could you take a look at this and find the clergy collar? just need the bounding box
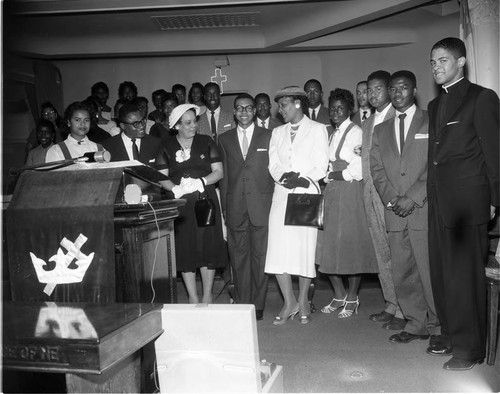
[442,77,465,93]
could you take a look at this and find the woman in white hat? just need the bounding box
[160,104,228,303]
[264,86,329,325]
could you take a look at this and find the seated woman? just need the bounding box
[45,101,105,162]
[150,93,179,145]
[25,119,55,166]
[159,104,228,304]
[316,88,377,318]
[188,82,206,115]
[91,81,112,120]
[85,95,118,136]
[25,102,65,155]
[148,89,168,123]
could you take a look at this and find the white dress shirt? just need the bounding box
[237,123,254,158]
[328,118,363,181]
[394,104,416,153]
[121,132,142,160]
[309,105,322,120]
[46,135,100,162]
[373,103,393,128]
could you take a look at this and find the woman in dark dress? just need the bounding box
[160,104,227,303]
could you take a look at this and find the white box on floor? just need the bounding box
[155,304,283,393]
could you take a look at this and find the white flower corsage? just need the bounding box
[354,145,362,157]
[175,148,191,163]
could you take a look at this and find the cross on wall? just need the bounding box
[211,68,228,93]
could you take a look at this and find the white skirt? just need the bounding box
[264,183,319,278]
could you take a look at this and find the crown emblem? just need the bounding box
[30,234,95,296]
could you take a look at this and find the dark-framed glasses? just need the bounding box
[122,117,147,128]
[235,105,255,113]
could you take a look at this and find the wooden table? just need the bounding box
[3,302,163,393]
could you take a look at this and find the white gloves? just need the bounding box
[172,177,205,198]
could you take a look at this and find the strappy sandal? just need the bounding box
[321,296,347,314]
[338,298,359,319]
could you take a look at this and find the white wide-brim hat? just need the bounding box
[169,104,201,129]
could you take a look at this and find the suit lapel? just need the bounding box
[401,108,423,157]
[385,119,400,159]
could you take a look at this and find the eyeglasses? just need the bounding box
[235,105,254,113]
[121,117,147,128]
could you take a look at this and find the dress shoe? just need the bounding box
[369,311,394,322]
[389,331,429,343]
[255,309,264,321]
[426,336,452,356]
[426,343,453,356]
[273,304,299,326]
[443,357,483,371]
[382,317,406,330]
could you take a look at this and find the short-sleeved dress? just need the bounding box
[163,134,228,272]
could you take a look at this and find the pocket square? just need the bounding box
[446,121,460,125]
[149,159,155,162]
[415,134,428,139]
[223,124,232,128]
[257,148,268,152]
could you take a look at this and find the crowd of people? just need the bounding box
[24,37,499,371]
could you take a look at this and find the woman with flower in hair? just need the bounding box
[159,104,227,303]
[316,88,377,318]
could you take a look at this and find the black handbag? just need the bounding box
[284,178,324,229]
[194,178,216,227]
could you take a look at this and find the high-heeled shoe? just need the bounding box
[299,314,311,324]
[273,304,300,325]
[321,296,346,314]
[338,297,359,319]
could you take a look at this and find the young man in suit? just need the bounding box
[218,93,274,321]
[304,79,333,136]
[197,82,235,142]
[362,70,405,330]
[370,70,440,348]
[427,37,499,370]
[351,81,373,127]
[101,103,164,167]
[254,93,283,131]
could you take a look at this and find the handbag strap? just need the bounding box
[292,176,320,194]
[198,177,208,199]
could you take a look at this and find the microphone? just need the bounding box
[81,151,111,163]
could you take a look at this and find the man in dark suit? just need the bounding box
[101,103,164,167]
[218,93,274,321]
[371,70,439,347]
[254,93,283,131]
[427,37,499,370]
[304,79,333,136]
[351,80,373,127]
[362,70,404,331]
[197,82,235,141]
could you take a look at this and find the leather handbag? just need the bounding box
[284,178,324,229]
[194,178,216,227]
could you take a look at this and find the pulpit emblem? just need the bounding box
[30,234,95,296]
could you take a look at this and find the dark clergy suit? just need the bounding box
[427,78,499,360]
[101,133,164,166]
[361,105,402,317]
[197,107,236,141]
[371,107,439,336]
[218,125,274,310]
[254,116,282,131]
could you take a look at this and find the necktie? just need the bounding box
[261,120,266,129]
[241,129,249,158]
[131,138,140,160]
[210,111,217,139]
[362,111,368,121]
[399,113,407,154]
[311,109,316,121]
